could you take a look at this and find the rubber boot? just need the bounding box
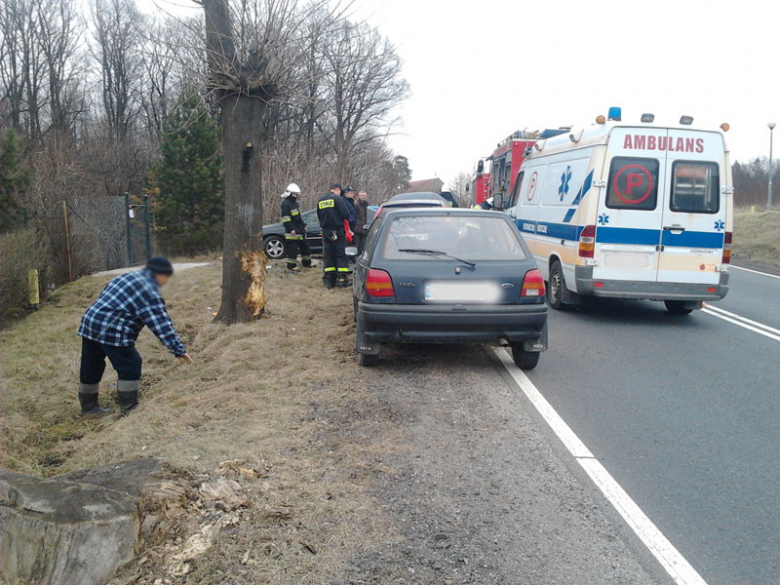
[117,379,140,416]
[337,276,351,288]
[302,257,312,268]
[79,383,114,416]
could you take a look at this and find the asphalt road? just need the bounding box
[525,264,780,585]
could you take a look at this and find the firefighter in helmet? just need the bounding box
[281,183,312,272]
[317,183,351,288]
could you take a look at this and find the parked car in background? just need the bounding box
[263,209,322,259]
[351,208,548,368]
[371,192,448,223]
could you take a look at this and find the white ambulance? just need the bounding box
[496,109,732,314]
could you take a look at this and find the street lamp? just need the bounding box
[769,122,776,209]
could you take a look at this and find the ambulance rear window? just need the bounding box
[670,162,720,214]
[606,157,659,211]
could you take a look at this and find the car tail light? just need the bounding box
[722,231,732,264]
[366,268,395,298]
[579,225,596,258]
[521,269,545,298]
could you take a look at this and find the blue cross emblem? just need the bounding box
[598,213,610,225]
[558,166,572,202]
[714,220,725,231]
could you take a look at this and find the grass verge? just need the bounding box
[733,207,780,270]
[0,262,402,584]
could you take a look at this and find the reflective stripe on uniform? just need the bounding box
[284,234,303,240]
[324,267,336,272]
[319,199,335,209]
[281,216,291,222]
[337,267,350,272]
[291,209,300,216]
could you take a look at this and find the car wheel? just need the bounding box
[358,352,378,367]
[664,300,693,315]
[511,344,540,370]
[264,236,286,260]
[547,260,570,311]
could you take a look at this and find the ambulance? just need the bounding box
[496,108,732,314]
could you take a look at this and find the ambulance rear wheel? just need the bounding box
[664,300,693,315]
[547,261,570,311]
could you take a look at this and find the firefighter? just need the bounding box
[317,183,351,288]
[77,257,192,417]
[440,191,459,208]
[280,183,311,272]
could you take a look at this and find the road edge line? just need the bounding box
[730,265,780,280]
[701,308,780,342]
[493,347,708,585]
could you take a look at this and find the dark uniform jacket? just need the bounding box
[281,195,305,237]
[318,192,351,231]
[355,199,369,234]
[342,195,358,229]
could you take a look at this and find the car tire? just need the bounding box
[664,300,693,315]
[511,344,540,370]
[358,352,378,367]
[547,260,571,311]
[264,235,286,260]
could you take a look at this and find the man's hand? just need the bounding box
[289,230,296,235]
[177,353,193,365]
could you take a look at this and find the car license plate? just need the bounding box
[424,281,500,303]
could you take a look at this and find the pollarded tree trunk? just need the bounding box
[215,94,268,324]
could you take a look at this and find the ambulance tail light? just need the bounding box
[579,225,597,258]
[366,268,395,298]
[521,269,545,299]
[722,231,732,264]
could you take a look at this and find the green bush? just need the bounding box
[0,229,49,317]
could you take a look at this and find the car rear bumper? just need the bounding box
[356,302,547,354]
[574,266,730,300]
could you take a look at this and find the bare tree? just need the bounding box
[201,0,318,324]
[92,0,145,143]
[320,19,409,181]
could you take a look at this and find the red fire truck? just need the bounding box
[473,128,569,205]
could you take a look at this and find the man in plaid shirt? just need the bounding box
[77,257,192,416]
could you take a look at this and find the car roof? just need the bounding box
[381,207,505,219]
[387,191,445,202]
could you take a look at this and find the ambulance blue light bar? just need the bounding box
[608,107,622,121]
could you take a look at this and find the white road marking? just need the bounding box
[702,304,780,343]
[494,347,709,585]
[730,264,780,280]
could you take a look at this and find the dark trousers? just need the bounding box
[285,236,311,269]
[322,229,348,284]
[79,337,142,393]
[354,232,367,255]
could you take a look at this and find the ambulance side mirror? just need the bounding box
[493,192,505,210]
[477,160,484,174]
[345,246,359,257]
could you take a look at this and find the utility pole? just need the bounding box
[124,191,132,265]
[769,122,776,210]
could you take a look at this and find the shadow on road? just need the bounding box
[565,298,705,328]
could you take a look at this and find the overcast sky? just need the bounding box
[140,0,780,186]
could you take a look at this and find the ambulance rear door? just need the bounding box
[657,130,726,285]
[593,127,667,283]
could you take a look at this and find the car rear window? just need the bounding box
[671,161,720,213]
[382,215,526,261]
[606,157,659,211]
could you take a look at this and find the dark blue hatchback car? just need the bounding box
[351,208,548,368]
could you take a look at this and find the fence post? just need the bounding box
[143,193,152,261]
[124,192,132,266]
[62,200,73,281]
[28,269,40,306]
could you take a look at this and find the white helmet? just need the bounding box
[282,182,301,198]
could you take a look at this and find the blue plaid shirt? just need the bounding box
[78,269,186,356]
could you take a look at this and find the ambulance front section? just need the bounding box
[576,125,731,303]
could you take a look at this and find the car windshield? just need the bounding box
[382,215,526,261]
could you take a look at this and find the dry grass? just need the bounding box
[733,208,780,269]
[0,261,403,584]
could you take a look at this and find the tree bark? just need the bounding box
[214,94,267,324]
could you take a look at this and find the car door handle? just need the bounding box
[663,226,686,232]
